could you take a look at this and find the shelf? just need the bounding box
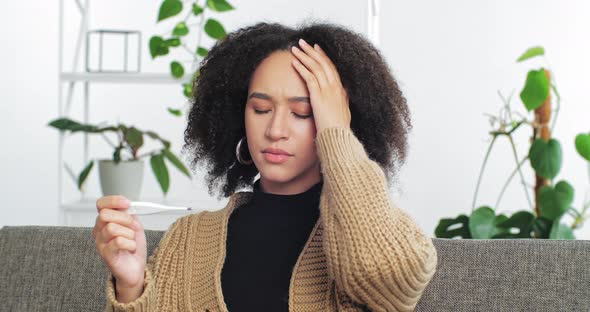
[60,72,190,84]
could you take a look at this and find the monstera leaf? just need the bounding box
[435,214,471,239]
[532,216,553,239]
[469,206,510,239]
[494,210,535,238]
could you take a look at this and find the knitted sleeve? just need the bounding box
[315,127,438,312]
[103,214,193,311]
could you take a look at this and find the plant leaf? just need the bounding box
[494,210,535,238]
[539,180,574,221]
[532,216,553,238]
[48,118,81,130]
[182,83,192,98]
[520,69,550,111]
[164,38,181,47]
[529,138,562,179]
[48,118,99,133]
[125,127,144,152]
[170,61,184,78]
[469,206,508,239]
[113,146,122,163]
[144,131,171,149]
[206,0,234,12]
[149,36,169,58]
[78,160,94,191]
[549,217,575,239]
[204,18,226,40]
[434,214,471,238]
[144,131,161,141]
[150,153,170,195]
[192,3,204,15]
[158,0,183,22]
[516,46,545,62]
[575,133,590,161]
[163,149,192,178]
[172,22,189,36]
[196,46,209,57]
[167,107,182,116]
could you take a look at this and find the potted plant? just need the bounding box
[48,117,192,200]
[435,46,590,240]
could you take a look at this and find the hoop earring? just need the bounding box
[235,136,253,165]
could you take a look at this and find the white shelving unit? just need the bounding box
[57,0,195,230]
[60,72,181,84]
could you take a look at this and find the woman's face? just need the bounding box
[244,50,321,194]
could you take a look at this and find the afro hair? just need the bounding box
[182,20,412,199]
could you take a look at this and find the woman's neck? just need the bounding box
[258,169,322,195]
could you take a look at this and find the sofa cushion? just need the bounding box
[416,238,590,311]
[0,226,163,311]
[1,226,590,311]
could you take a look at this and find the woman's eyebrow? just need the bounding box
[248,92,310,104]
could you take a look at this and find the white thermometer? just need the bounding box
[128,201,193,215]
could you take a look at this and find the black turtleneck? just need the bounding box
[221,178,323,311]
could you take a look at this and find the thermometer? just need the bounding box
[128,201,193,215]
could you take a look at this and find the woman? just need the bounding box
[93,21,438,312]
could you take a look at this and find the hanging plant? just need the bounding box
[149,0,235,116]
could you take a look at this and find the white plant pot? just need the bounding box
[98,159,144,200]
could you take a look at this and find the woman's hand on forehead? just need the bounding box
[290,38,351,133]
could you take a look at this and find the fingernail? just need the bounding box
[299,38,307,46]
[314,44,320,51]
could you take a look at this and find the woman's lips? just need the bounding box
[262,152,291,164]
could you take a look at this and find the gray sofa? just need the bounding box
[1,225,589,311]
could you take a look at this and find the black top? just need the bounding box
[221,178,323,311]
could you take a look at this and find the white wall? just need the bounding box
[1,0,589,238]
[381,0,590,239]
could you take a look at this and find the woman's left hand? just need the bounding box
[291,38,351,134]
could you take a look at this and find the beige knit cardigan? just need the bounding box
[104,127,438,312]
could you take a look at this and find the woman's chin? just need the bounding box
[257,168,293,183]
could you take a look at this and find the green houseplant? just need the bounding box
[46,1,233,199]
[435,46,590,240]
[48,117,192,198]
[149,0,234,117]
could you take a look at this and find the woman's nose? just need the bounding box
[266,110,289,140]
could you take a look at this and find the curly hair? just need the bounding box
[182,20,413,200]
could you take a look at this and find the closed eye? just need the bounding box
[254,109,312,119]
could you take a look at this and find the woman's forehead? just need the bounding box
[249,51,308,93]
